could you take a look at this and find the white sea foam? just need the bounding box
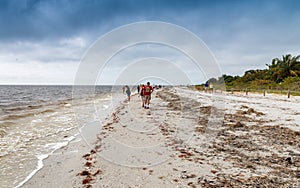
[15,135,77,188]
[31,119,42,123]
[98,96,112,101]
[15,154,48,188]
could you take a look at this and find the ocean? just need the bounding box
[0,85,126,188]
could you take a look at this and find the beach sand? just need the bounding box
[23,87,300,187]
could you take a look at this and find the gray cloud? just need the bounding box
[1,0,300,84]
[0,0,203,41]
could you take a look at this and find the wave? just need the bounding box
[15,154,49,188]
[1,104,53,118]
[0,109,56,121]
[0,128,6,141]
[15,135,77,188]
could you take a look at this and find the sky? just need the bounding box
[0,0,300,85]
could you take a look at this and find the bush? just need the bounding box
[281,77,300,90]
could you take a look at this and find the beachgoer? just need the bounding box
[137,84,140,94]
[123,85,131,101]
[209,83,214,93]
[204,82,209,92]
[143,82,153,109]
[140,84,145,107]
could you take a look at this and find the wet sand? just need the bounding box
[23,87,300,187]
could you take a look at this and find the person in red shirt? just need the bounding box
[140,84,145,107]
[143,82,153,109]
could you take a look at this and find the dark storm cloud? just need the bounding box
[0,0,209,41]
[1,0,300,84]
[1,0,300,42]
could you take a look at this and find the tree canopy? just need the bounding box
[205,54,300,90]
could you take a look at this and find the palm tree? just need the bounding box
[290,55,300,75]
[267,54,300,82]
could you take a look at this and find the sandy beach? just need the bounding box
[23,87,300,188]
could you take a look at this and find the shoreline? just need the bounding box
[21,93,126,187]
[16,134,77,188]
[22,87,300,187]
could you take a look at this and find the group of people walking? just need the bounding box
[122,82,153,109]
[137,82,153,109]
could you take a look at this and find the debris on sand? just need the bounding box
[74,87,300,187]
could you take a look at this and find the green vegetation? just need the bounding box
[201,54,300,94]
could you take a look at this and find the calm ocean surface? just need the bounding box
[0,85,125,188]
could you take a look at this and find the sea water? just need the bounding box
[0,85,125,188]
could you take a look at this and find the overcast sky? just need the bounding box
[1,0,300,85]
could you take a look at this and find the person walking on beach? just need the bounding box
[140,84,145,107]
[204,82,209,93]
[209,83,214,93]
[123,85,131,101]
[137,84,140,94]
[143,82,153,109]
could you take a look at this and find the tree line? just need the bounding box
[206,54,300,90]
